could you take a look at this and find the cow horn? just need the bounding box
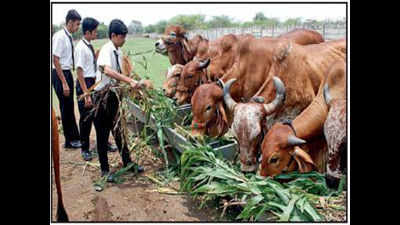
[323,83,332,105]
[263,76,286,114]
[222,78,238,112]
[198,58,210,70]
[287,134,307,146]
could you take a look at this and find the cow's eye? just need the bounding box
[206,105,212,111]
[269,156,279,164]
[187,74,193,78]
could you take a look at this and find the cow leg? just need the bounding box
[52,107,69,222]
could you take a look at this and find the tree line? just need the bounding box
[52,12,345,39]
[143,12,345,34]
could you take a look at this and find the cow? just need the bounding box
[155,25,208,65]
[222,77,286,172]
[52,107,69,222]
[276,28,324,45]
[162,64,184,97]
[323,59,347,187]
[175,29,324,105]
[190,37,346,139]
[257,58,346,178]
[174,34,254,105]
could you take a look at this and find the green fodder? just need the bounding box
[180,145,345,222]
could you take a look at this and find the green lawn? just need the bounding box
[52,37,171,112]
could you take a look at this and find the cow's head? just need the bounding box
[155,25,192,65]
[176,58,211,105]
[258,121,316,177]
[191,82,229,137]
[163,64,184,98]
[223,77,286,172]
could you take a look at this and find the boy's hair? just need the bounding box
[108,19,128,39]
[82,17,99,35]
[65,9,81,24]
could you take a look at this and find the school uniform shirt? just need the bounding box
[52,27,74,70]
[74,38,97,78]
[94,40,123,91]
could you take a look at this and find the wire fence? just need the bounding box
[187,22,346,41]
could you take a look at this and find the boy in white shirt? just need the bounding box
[93,19,144,181]
[75,17,99,161]
[52,9,82,149]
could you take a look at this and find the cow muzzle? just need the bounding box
[155,39,167,55]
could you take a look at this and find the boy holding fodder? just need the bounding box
[52,9,82,149]
[92,19,145,182]
[75,17,115,161]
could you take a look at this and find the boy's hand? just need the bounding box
[62,82,70,97]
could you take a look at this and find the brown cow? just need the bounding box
[175,34,253,105]
[323,59,347,186]
[176,29,323,105]
[162,64,184,97]
[191,37,346,138]
[52,107,69,221]
[258,58,346,178]
[277,28,324,45]
[155,25,208,65]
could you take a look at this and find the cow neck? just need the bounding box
[292,94,329,140]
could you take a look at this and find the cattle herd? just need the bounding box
[52,25,347,222]
[156,25,347,186]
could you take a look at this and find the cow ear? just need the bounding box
[293,146,315,173]
[217,102,228,126]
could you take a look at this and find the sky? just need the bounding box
[51,2,347,27]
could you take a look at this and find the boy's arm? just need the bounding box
[53,55,70,97]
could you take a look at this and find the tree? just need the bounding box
[283,17,302,26]
[154,20,168,34]
[144,24,156,33]
[207,15,235,28]
[168,14,206,30]
[128,20,144,34]
[253,12,268,22]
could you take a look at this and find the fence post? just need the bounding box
[322,23,326,40]
[272,24,274,37]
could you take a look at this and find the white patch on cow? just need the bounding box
[232,104,263,142]
[155,39,167,54]
[166,65,177,79]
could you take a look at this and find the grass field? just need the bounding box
[52,37,170,112]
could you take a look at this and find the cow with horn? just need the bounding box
[175,29,324,105]
[222,76,286,172]
[190,37,346,139]
[258,58,346,178]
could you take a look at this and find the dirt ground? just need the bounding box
[51,108,347,222]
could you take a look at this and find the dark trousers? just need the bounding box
[52,69,80,144]
[76,78,96,152]
[93,90,132,172]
